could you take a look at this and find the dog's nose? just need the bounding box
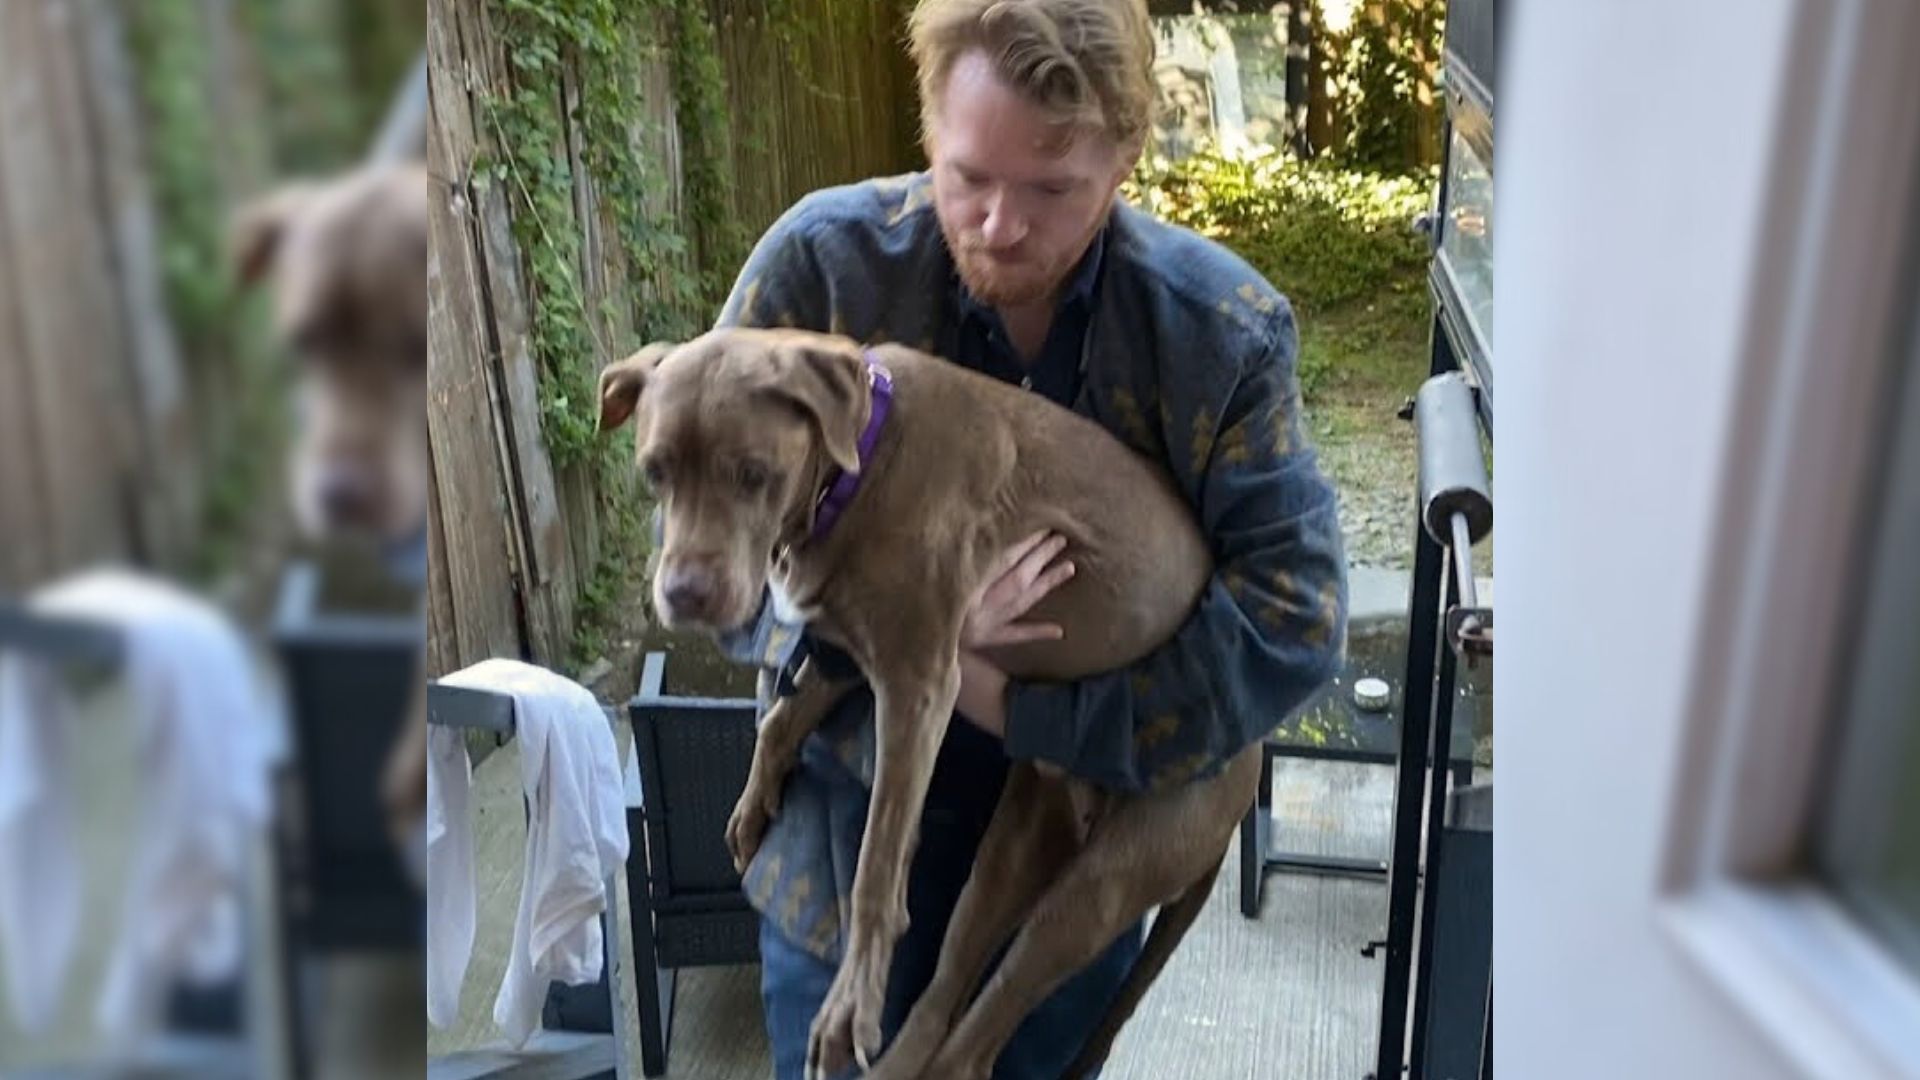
[318,470,378,526]
[661,564,720,621]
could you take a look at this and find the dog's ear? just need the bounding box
[230,183,317,287]
[769,340,870,474]
[598,342,675,433]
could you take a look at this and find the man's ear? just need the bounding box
[768,339,870,474]
[597,342,675,433]
[230,183,317,287]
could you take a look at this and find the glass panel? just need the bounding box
[1438,128,1494,350]
[1815,306,1920,976]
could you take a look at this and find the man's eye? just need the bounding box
[1038,184,1072,198]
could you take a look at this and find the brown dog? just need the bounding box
[233,162,430,847]
[234,163,429,543]
[597,327,1262,1080]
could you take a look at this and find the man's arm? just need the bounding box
[1000,304,1349,793]
[715,204,826,333]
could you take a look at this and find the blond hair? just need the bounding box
[908,0,1156,148]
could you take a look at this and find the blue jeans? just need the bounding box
[760,721,1144,1080]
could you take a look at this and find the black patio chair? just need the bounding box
[623,650,761,1077]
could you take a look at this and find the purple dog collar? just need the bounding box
[809,350,893,541]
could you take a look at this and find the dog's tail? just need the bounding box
[1063,859,1223,1078]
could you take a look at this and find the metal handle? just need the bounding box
[1446,512,1492,663]
[1415,373,1493,664]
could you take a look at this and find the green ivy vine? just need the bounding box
[125,2,227,352]
[478,0,750,475]
[238,0,361,175]
[659,0,748,296]
[126,1,292,579]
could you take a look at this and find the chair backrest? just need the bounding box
[272,563,423,950]
[0,603,124,665]
[627,652,758,899]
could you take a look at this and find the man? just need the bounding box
[709,1,1347,1076]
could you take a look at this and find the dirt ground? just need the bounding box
[1302,277,1442,573]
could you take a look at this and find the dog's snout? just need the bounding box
[660,561,723,622]
[318,468,379,526]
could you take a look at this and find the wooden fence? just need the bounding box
[424,0,922,677]
[710,0,925,232]
[0,0,215,590]
[0,0,421,596]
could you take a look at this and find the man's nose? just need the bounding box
[980,190,1027,248]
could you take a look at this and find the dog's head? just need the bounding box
[596,328,874,634]
[233,163,428,545]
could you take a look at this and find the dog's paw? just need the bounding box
[921,1052,990,1080]
[724,783,780,873]
[861,1000,948,1080]
[806,957,886,1079]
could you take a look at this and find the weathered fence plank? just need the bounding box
[74,0,197,572]
[477,184,575,666]
[427,67,522,669]
[425,454,458,678]
[0,165,49,590]
[0,0,124,577]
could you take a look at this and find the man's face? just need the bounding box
[927,50,1137,308]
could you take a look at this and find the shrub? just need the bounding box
[1125,146,1435,314]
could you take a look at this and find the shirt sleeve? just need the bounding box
[714,203,827,332]
[1000,302,1349,792]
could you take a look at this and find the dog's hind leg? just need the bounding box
[924,749,1261,1080]
[865,763,1085,1080]
[725,657,858,872]
[1061,859,1221,1076]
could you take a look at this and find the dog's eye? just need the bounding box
[291,322,331,357]
[736,460,771,494]
[641,459,668,490]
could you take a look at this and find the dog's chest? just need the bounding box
[769,570,821,625]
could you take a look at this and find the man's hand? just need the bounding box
[955,529,1074,736]
[955,651,1011,736]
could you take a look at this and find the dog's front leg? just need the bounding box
[806,649,960,1080]
[727,658,856,872]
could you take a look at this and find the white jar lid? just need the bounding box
[1353,677,1393,712]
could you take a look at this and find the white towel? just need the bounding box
[425,723,475,1029]
[435,660,628,1048]
[0,569,280,1041]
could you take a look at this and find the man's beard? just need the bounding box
[941,214,1102,308]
